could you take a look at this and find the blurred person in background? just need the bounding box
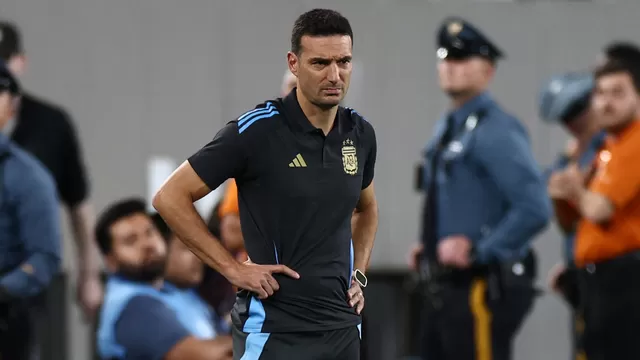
[95,198,233,360]
[153,213,231,337]
[408,17,551,360]
[539,71,604,360]
[0,62,61,359]
[0,21,103,320]
[154,8,378,359]
[549,59,640,359]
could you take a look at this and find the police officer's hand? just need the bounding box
[347,279,365,314]
[227,261,300,299]
[407,243,424,271]
[438,235,472,268]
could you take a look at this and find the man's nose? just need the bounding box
[326,63,340,83]
[141,235,158,251]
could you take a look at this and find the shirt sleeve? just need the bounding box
[590,138,640,209]
[188,122,248,192]
[218,179,240,218]
[58,110,90,207]
[115,295,191,360]
[474,117,552,263]
[0,159,62,298]
[362,121,377,190]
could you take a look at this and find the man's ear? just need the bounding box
[287,52,299,77]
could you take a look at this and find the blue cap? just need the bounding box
[436,17,504,62]
[0,60,19,96]
[538,72,593,124]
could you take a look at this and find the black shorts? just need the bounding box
[232,325,361,360]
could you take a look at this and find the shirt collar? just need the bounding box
[281,88,350,134]
[448,91,494,127]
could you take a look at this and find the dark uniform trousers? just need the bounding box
[579,253,640,360]
[419,275,534,360]
[0,300,37,360]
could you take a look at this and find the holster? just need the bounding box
[418,250,538,308]
[556,267,580,309]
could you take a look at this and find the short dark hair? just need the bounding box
[290,9,353,55]
[95,198,148,255]
[594,59,640,93]
[0,21,23,61]
[604,41,640,66]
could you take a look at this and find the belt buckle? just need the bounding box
[586,263,596,274]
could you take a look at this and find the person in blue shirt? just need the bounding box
[95,198,232,360]
[539,72,604,360]
[407,17,551,360]
[0,62,61,360]
[152,213,231,338]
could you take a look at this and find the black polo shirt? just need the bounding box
[188,89,377,333]
[10,93,89,208]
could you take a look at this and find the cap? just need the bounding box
[436,17,504,62]
[0,61,20,96]
[538,72,593,124]
[0,22,22,61]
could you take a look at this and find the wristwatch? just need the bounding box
[353,269,368,288]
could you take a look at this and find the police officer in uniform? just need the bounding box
[0,62,61,359]
[408,17,551,360]
[539,72,605,360]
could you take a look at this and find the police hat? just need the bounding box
[0,22,22,61]
[0,60,19,96]
[436,17,504,62]
[538,72,593,124]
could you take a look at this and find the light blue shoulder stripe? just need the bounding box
[237,102,279,134]
[238,102,276,126]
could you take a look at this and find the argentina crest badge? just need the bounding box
[342,139,358,175]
